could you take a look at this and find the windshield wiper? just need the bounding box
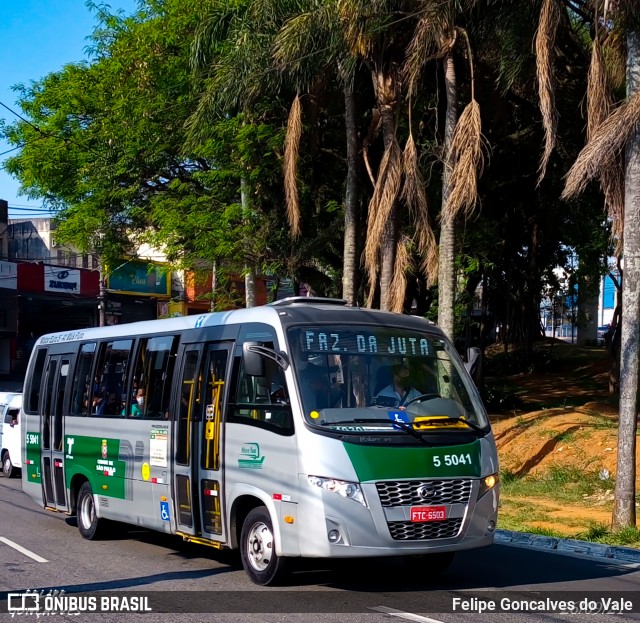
[391,420,432,445]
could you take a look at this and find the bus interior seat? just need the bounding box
[374,366,392,395]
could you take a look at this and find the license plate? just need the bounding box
[410,505,447,522]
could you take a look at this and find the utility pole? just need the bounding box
[98,269,107,327]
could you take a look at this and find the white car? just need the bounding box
[0,393,22,477]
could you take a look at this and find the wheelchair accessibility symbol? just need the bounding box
[160,501,170,521]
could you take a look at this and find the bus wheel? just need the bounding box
[240,507,287,586]
[2,453,16,478]
[77,482,107,540]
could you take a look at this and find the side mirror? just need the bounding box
[243,342,265,377]
[465,347,482,384]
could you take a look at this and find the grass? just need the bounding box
[576,523,640,548]
[500,466,615,503]
[498,466,640,547]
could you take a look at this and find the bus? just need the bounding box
[21,297,499,585]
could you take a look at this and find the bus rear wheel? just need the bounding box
[77,482,108,540]
[240,506,287,586]
[2,452,16,478]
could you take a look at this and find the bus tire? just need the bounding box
[2,452,16,478]
[77,481,108,540]
[403,551,456,576]
[240,506,287,586]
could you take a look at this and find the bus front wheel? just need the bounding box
[77,482,108,540]
[240,506,287,586]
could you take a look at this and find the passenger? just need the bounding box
[124,388,145,417]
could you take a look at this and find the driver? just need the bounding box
[375,363,422,407]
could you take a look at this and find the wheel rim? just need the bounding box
[246,521,273,572]
[3,457,10,474]
[79,492,95,529]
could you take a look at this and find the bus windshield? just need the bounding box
[287,325,489,433]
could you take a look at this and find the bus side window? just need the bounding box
[231,352,293,433]
[92,339,132,418]
[70,342,97,416]
[128,336,177,419]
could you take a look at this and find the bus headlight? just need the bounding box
[478,473,499,499]
[308,475,367,506]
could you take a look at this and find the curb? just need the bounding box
[495,529,640,564]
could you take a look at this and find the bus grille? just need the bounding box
[388,518,463,540]
[376,479,472,507]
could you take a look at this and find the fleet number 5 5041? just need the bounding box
[432,453,472,467]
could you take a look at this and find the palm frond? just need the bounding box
[403,4,455,98]
[284,94,303,238]
[562,91,640,199]
[364,138,402,275]
[388,236,412,313]
[401,133,438,285]
[535,0,561,185]
[442,99,484,224]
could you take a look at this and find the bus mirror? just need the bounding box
[243,343,265,377]
[243,343,290,376]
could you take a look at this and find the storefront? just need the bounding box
[105,259,171,325]
[14,263,100,374]
[0,261,18,375]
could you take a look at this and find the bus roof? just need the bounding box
[32,297,440,347]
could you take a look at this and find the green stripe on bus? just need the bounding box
[64,435,127,499]
[343,439,481,481]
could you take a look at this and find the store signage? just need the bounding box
[0,261,17,289]
[44,266,80,293]
[107,260,170,296]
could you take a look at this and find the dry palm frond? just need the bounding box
[284,94,302,238]
[403,11,455,98]
[402,133,438,284]
[562,91,640,199]
[587,35,612,140]
[388,236,412,313]
[364,138,403,274]
[535,0,560,185]
[442,99,484,224]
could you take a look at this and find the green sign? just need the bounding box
[107,260,170,296]
[343,439,481,481]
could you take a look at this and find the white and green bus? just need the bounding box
[21,297,499,585]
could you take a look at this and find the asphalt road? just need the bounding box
[1,474,640,623]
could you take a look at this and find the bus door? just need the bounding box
[173,343,231,543]
[41,353,72,511]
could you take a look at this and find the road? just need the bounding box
[1,474,640,623]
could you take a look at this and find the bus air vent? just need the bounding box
[270,297,348,307]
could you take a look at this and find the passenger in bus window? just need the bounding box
[124,388,145,417]
[99,392,121,416]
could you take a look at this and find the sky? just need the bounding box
[1,0,139,218]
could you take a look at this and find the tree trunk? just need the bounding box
[437,53,458,341]
[241,175,257,308]
[612,28,640,530]
[342,82,359,306]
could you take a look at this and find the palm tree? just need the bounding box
[557,1,640,529]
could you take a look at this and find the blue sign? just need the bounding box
[388,410,409,424]
[160,501,170,521]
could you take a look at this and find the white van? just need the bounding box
[0,393,22,477]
